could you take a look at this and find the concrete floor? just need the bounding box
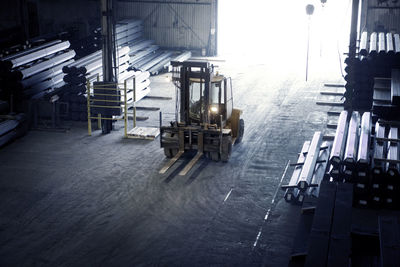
[0,56,343,266]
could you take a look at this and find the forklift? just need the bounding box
[159,61,244,175]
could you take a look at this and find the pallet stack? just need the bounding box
[344,32,400,110]
[0,40,75,103]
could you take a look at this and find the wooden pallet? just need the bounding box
[127,127,160,140]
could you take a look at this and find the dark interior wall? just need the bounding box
[361,0,400,32]
[36,0,100,39]
[0,1,26,47]
[0,2,21,31]
[0,0,100,48]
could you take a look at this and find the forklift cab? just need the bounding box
[189,75,233,126]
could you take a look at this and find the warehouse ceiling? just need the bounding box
[218,0,351,76]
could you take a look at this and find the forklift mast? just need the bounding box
[171,61,214,125]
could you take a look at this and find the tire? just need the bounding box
[164,148,173,158]
[221,136,232,162]
[171,148,179,157]
[163,132,179,158]
[210,151,219,161]
[235,119,244,144]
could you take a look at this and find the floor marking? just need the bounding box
[271,160,290,205]
[253,226,263,247]
[264,208,271,221]
[223,188,233,202]
[252,160,290,249]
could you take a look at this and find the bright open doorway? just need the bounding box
[218,0,352,79]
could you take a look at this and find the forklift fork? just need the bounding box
[159,130,185,174]
[159,130,205,175]
[179,132,204,176]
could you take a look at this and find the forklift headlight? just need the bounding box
[210,106,219,113]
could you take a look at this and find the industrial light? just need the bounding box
[210,106,219,113]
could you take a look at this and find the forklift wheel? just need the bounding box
[210,152,219,161]
[164,148,178,158]
[221,136,232,162]
[235,119,244,144]
[164,148,173,158]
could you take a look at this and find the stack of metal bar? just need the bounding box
[372,69,400,120]
[70,28,101,58]
[119,70,151,104]
[61,46,132,121]
[326,109,400,209]
[118,18,188,75]
[282,132,331,205]
[164,51,192,72]
[344,31,400,110]
[0,114,28,147]
[0,40,75,102]
[370,122,400,209]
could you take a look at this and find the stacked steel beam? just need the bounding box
[372,69,400,120]
[118,18,189,75]
[345,31,400,110]
[326,110,400,209]
[0,114,28,147]
[282,132,330,205]
[70,29,101,59]
[61,46,132,121]
[284,109,400,209]
[119,70,151,104]
[370,122,400,209]
[0,40,75,103]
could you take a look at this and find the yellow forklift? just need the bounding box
[159,61,244,175]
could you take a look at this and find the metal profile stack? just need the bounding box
[345,31,400,110]
[322,109,400,209]
[117,70,151,113]
[372,69,400,120]
[282,132,329,205]
[329,111,349,181]
[343,111,360,183]
[371,122,386,207]
[370,123,400,209]
[60,46,133,121]
[0,114,28,147]
[116,18,190,75]
[0,40,75,102]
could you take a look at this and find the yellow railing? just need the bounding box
[86,75,136,137]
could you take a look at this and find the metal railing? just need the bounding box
[86,74,137,137]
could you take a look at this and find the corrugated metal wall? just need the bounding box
[116,0,217,55]
[362,0,400,32]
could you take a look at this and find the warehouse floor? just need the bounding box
[0,54,343,266]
